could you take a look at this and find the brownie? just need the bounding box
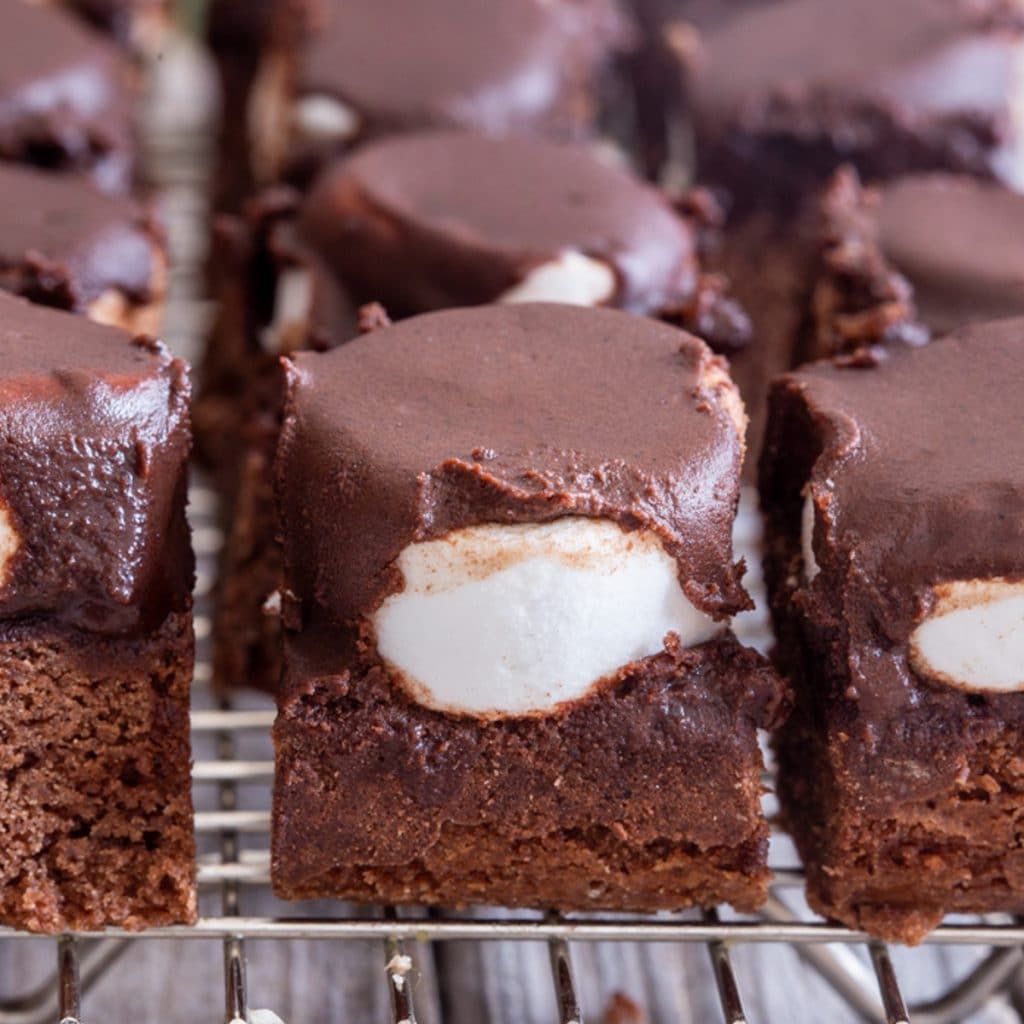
[199,132,750,693]
[688,0,1024,216]
[0,291,195,933]
[807,168,1024,360]
[624,0,773,180]
[0,0,137,194]
[761,319,1024,944]
[272,303,787,911]
[684,0,1024,472]
[226,0,632,196]
[0,162,165,333]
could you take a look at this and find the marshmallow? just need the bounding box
[372,518,722,718]
[293,94,361,147]
[801,491,820,582]
[261,268,313,354]
[991,43,1024,190]
[910,579,1024,692]
[0,503,18,586]
[499,251,616,307]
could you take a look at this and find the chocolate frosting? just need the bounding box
[295,0,631,138]
[693,0,1024,211]
[0,163,160,312]
[0,292,191,634]
[0,0,135,194]
[768,320,1024,647]
[875,175,1024,334]
[294,132,700,317]
[278,303,750,633]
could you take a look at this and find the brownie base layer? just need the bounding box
[278,823,770,913]
[777,705,1024,945]
[0,612,196,933]
[273,633,786,912]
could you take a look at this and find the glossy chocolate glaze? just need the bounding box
[691,0,1024,212]
[0,0,135,193]
[874,174,1024,333]
[761,320,1024,811]
[277,304,750,635]
[0,163,160,312]
[295,132,698,317]
[295,0,631,139]
[0,292,191,634]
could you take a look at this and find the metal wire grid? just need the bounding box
[0,488,1018,1024]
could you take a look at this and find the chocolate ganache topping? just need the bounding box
[767,318,1024,650]
[0,292,191,634]
[694,0,1024,208]
[295,0,631,138]
[0,0,135,193]
[293,131,700,317]
[874,175,1024,332]
[0,163,160,312]
[277,303,750,631]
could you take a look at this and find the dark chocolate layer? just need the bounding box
[761,319,1024,940]
[874,174,1024,333]
[0,291,191,634]
[691,0,1024,212]
[0,0,135,193]
[767,321,1024,645]
[278,303,749,632]
[295,0,631,139]
[294,131,706,318]
[0,163,160,313]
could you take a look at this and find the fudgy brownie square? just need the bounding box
[761,319,1024,944]
[272,303,787,912]
[688,0,1024,216]
[0,0,138,194]
[681,0,1024,469]
[0,163,165,334]
[199,132,750,693]
[213,0,632,199]
[0,291,195,933]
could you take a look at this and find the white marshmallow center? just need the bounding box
[992,43,1024,190]
[292,94,361,146]
[499,251,616,307]
[0,503,18,586]
[910,579,1024,692]
[801,490,820,582]
[261,268,313,354]
[373,518,722,718]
